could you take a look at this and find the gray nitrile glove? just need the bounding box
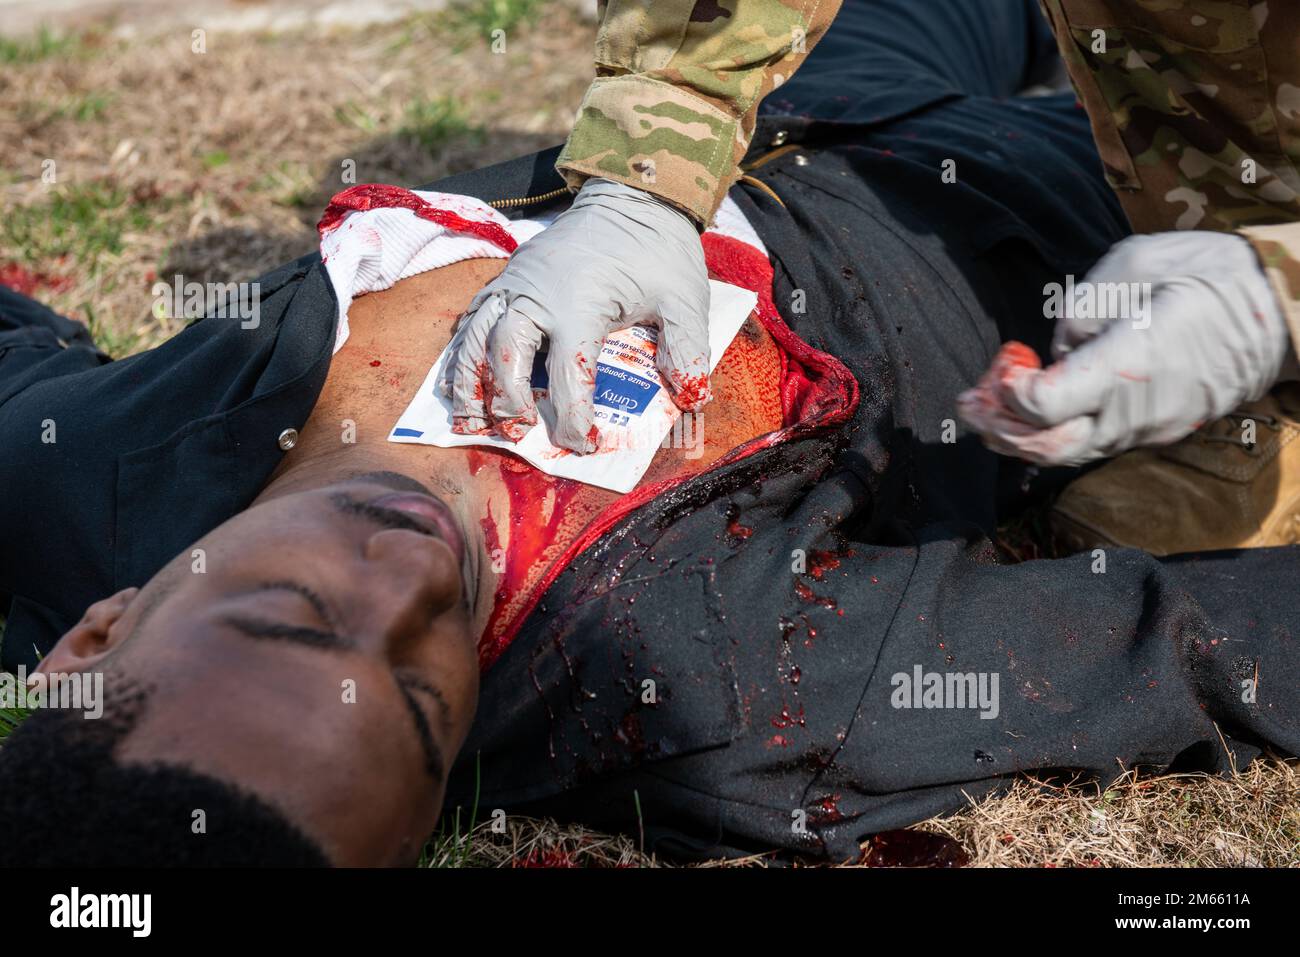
[958,231,1294,465]
[441,177,711,453]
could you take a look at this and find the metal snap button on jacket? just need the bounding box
[277,428,298,451]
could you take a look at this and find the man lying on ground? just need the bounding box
[0,0,1296,865]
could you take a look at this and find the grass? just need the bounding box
[398,96,481,153]
[445,0,549,41]
[413,763,1299,868]
[424,815,648,868]
[19,91,115,126]
[255,161,321,212]
[0,26,85,65]
[0,708,29,744]
[387,0,549,57]
[0,611,29,746]
[2,182,158,272]
[1,4,590,353]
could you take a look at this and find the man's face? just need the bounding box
[40,473,479,866]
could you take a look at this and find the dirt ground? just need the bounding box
[1,1,1296,868]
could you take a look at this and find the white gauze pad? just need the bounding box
[388,280,757,493]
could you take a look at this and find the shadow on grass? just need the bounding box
[158,125,562,292]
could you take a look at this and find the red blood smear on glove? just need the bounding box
[669,372,712,411]
[992,341,1041,387]
[958,340,1043,430]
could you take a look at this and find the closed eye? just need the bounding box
[330,493,438,537]
[219,615,355,651]
[395,674,447,784]
[220,581,352,651]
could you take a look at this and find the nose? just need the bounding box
[361,528,463,638]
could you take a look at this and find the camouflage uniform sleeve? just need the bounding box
[555,0,842,227]
[1241,223,1300,360]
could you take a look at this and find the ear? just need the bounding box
[33,587,140,679]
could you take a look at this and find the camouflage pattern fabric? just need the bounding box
[1036,0,1300,354]
[555,0,840,226]
[1243,221,1300,345]
[558,0,1300,346]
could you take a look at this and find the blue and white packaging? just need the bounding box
[388,280,757,493]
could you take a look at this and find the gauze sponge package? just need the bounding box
[388,280,757,493]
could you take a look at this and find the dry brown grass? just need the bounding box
[928,763,1299,868]
[1,2,591,353]
[428,762,1299,868]
[3,4,1296,869]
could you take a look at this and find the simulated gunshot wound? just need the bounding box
[389,280,755,493]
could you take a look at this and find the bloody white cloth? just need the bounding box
[318,184,766,355]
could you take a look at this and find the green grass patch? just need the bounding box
[398,95,480,153]
[200,149,231,171]
[420,753,481,867]
[0,26,84,65]
[255,160,320,210]
[0,704,31,744]
[2,181,161,272]
[65,91,113,122]
[333,99,382,134]
[444,0,548,43]
[396,0,548,56]
[84,301,148,359]
[0,613,32,744]
[18,92,116,127]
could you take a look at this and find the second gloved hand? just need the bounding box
[958,231,1294,466]
[441,177,711,453]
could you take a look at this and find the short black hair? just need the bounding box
[0,680,329,866]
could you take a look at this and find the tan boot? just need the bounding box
[1050,384,1300,557]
